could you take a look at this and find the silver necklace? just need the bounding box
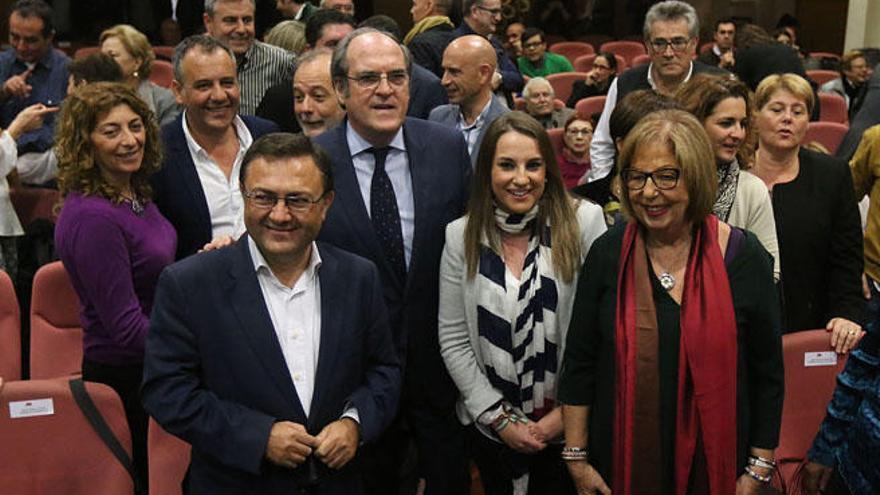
[649,238,691,292]
[121,193,145,215]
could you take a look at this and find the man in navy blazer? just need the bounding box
[152,35,278,260]
[143,133,401,495]
[314,28,471,495]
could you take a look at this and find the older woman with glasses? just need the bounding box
[439,111,606,494]
[559,109,783,495]
[557,113,594,189]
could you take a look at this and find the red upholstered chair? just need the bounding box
[73,46,101,59]
[0,378,134,494]
[599,40,647,66]
[809,51,841,62]
[699,41,714,55]
[546,72,587,107]
[9,187,61,227]
[30,261,83,379]
[513,98,565,111]
[574,95,607,120]
[148,418,191,495]
[630,53,651,67]
[774,330,847,492]
[817,92,848,124]
[152,46,174,61]
[574,34,613,50]
[0,269,20,381]
[804,122,849,155]
[806,69,839,86]
[149,60,174,89]
[547,128,565,153]
[548,41,595,65]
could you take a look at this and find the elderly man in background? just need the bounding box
[821,50,871,120]
[522,77,574,129]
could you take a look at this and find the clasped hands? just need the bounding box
[498,411,561,454]
[265,418,359,470]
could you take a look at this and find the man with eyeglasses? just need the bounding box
[153,35,278,260]
[587,0,725,185]
[454,0,524,101]
[517,27,574,78]
[143,132,401,495]
[314,27,472,495]
[698,18,736,70]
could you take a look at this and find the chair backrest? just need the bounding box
[0,269,20,381]
[9,187,61,227]
[149,60,174,89]
[817,92,848,124]
[547,127,565,152]
[599,40,647,66]
[630,53,651,67]
[30,261,83,379]
[0,378,134,494]
[776,330,847,488]
[574,95,607,120]
[806,69,840,86]
[546,72,588,106]
[809,51,841,61]
[73,46,101,60]
[548,41,595,65]
[148,418,191,495]
[804,121,849,155]
[513,97,565,111]
[574,34,613,50]
[152,46,174,61]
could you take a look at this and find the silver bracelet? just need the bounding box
[744,465,772,484]
[561,446,589,462]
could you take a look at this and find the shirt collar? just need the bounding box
[18,47,55,70]
[459,95,494,130]
[248,236,323,286]
[345,120,406,157]
[181,112,252,158]
[646,60,694,92]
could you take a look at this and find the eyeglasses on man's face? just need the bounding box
[621,168,681,190]
[346,70,409,90]
[476,5,503,17]
[649,37,691,53]
[243,189,326,213]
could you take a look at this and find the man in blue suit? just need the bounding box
[152,35,278,260]
[143,133,401,494]
[314,28,472,495]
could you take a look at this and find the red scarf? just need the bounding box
[613,215,738,494]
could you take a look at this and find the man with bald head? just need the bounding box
[430,35,508,163]
[315,27,472,495]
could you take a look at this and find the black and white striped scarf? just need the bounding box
[476,205,559,420]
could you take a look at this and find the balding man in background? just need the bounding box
[430,35,508,164]
[293,49,345,137]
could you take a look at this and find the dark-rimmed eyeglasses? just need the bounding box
[649,37,691,53]
[621,168,681,190]
[242,189,326,213]
[346,70,409,90]
[476,5,503,17]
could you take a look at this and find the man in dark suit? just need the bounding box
[314,28,471,495]
[143,132,401,495]
[152,35,278,259]
[276,0,318,22]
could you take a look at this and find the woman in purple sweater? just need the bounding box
[54,82,176,487]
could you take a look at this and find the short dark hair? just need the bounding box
[521,27,544,45]
[240,133,335,193]
[172,34,236,82]
[714,17,736,31]
[305,9,355,47]
[68,53,124,85]
[9,0,53,37]
[358,15,402,42]
[594,51,618,72]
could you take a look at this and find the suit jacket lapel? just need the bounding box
[402,120,428,293]
[169,118,212,235]
[307,244,342,430]
[225,238,308,422]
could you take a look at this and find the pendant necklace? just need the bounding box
[650,238,691,292]
[121,193,145,215]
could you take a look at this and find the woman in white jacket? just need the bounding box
[438,112,606,495]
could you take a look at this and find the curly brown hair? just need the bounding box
[55,82,162,202]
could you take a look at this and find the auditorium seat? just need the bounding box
[73,46,100,59]
[30,261,83,379]
[0,378,134,494]
[599,40,647,67]
[547,127,565,152]
[149,60,174,89]
[775,330,847,493]
[630,53,651,67]
[9,187,61,227]
[548,41,594,65]
[817,92,848,124]
[546,72,587,106]
[809,51,841,62]
[0,269,20,381]
[148,418,191,495]
[804,122,849,155]
[806,69,839,86]
[575,95,607,120]
[152,46,175,61]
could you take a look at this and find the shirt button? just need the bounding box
[293,373,302,381]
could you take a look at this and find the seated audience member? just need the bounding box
[751,74,864,347]
[142,132,401,494]
[0,0,70,155]
[560,109,783,495]
[517,27,574,79]
[405,0,456,78]
[430,35,509,163]
[523,77,573,129]
[203,0,296,115]
[820,50,870,120]
[255,9,355,131]
[159,17,183,47]
[556,113,593,189]
[503,21,525,64]
[153,35,278,260]
[698,18,736,70]
[275,0,317,22]
[438,112,606,495]
[264,20,308,55]
[0,102,57,280]
[54,82,177,488]
[293,48,345,137]
[358,15,447,120]
[101,24,181,126]
[676,73,780,279]
[734,24,806,91]
[566,51,616,107]
[321,0,355,16]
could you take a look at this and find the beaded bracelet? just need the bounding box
[744,465,773,484]
[561,447,589,462]
[748,456,777,471]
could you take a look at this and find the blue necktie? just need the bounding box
[369,147,406,281]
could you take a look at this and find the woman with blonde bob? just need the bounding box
[438,111,606,494]
[676,73,780,279]
[751,73,865,351]
[54,82,177,486]
[100,24,180,125]
[559,109,783,495]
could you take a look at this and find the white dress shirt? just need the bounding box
[182,113,252,240]
[346,122,415,267]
